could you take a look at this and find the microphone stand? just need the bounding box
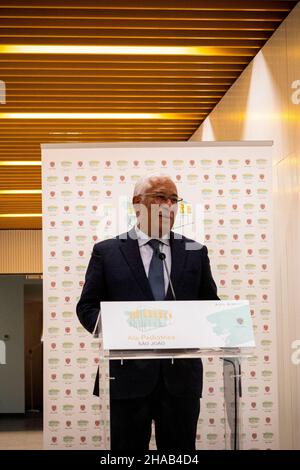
[158,252,177,301]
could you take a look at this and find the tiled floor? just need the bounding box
[0,412,43,450]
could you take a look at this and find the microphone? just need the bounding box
[158,252,177,301]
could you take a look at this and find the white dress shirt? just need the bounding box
[134,225,171,295]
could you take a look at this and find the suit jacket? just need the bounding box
[76,229,219,400]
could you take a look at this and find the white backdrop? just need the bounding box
[41,141,276,449]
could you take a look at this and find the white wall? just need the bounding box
[191,2,300,450]
[0,276,25,413]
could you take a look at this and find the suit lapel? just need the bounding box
[119,229,154,300]
[119,229,187,301]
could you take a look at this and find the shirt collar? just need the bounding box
[134,225,170,247]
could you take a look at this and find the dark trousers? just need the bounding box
[110,369,200,452]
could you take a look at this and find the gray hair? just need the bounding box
[133,172,176,197]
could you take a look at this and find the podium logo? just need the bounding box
[0,80,5,104]
[0,340,6,364]
[125,307,173,332]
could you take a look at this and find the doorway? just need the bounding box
[24,282,43,411]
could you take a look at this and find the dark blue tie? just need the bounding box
[147,239,165,300]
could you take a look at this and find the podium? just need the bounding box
[96,300,255,450]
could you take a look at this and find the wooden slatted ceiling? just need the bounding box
[0,0,298,229]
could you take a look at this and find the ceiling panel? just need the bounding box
[0,0,298,228]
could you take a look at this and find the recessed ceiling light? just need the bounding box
[0,190,42,194]
[0,161,41,166]
[0,213,42,218]
[0,112,202,120]
[0,45,226,56]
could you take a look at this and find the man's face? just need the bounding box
[133,177,179,238]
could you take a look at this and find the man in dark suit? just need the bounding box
[76,174,219,451]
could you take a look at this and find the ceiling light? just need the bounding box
[0,112,202,120]
[0,45,226,56]
[0,190,42,194]
[0,213,42,218]
[0,161,41,166]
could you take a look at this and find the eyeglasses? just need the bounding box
[140,193,183,204]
